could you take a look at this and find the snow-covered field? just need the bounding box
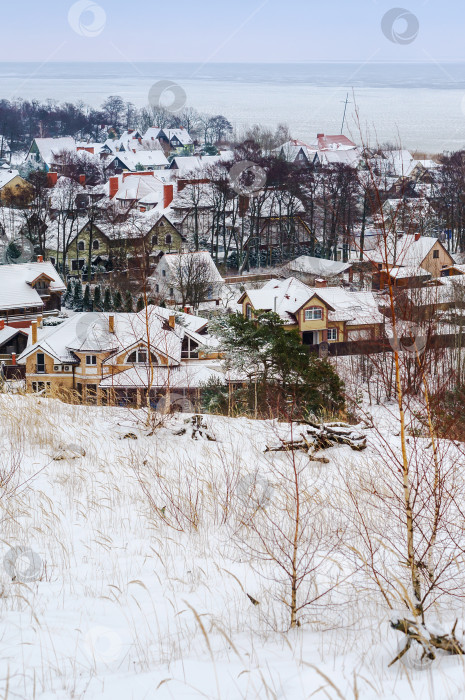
[1,394,465,699]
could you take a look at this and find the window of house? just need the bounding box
[305,307,323,321]
[165,234,172,245]
[93,240,100,250]
[433,249,439,259]
[162,269,166,277]
[327,328,338,341]
[36,353,45,373]
[155,284,159,293]
[50,257,56,265]
[152,235,158,245]
[246,304,253,320]
[86,355,97,365]
[32,381,50,393]
[126,347,157,364]
[78,241,85,251]
[169,288,174,297]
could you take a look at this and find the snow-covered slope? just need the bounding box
[0,395,464,699]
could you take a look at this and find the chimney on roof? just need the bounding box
[109,176,119,199]
[47,172,58,188]
[415,233,421,242]
[31,321,38,345]
[109,315,115,334]
[168,314,176,329]
[164,184,174,209]
[315,278,328,288]
[184,306,191,314]
[37,255,44,263]
[79,174,86,186]
[317,133,324,138]
[0,319,4,331]
[37,315,43,328]
[11,352,16,366]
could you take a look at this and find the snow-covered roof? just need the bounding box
[18,310,183,366]
[170,152,234,174]
[158,251,224,284]
[144,127,193,146]
[369,234,440,267]
[240,277,383,327]
[31,138,76,166]
[0,261,66,311]
[387,265,431,280]
[0,169,21,189]
[286,255,351,277]
[99,362,224,389]
[0,324,28,347]
[110,151,169,171]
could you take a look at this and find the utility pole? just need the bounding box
[340,93,351,133]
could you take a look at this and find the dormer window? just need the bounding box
[126,347,157,364]
[305,307,323,321]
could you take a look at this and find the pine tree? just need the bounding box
[124,290,134,312]
[73,280,84,312]
[64,280,74,308]
[93,285,102,311]
[103,288,112,312]
[136,296,145,312]
[113,289,123,312]
[83,284,92,311]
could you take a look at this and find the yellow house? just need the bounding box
[371,233,454,288]
[0,170,33,204]
[238,277,384,345]
[18,306,221,406]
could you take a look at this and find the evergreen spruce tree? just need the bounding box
[103,287,112,312]
[124,290,134,312]
[93,285,102,311]
[73,280,84,312]
[136,296,145,312]
[83,284,92,311]
[63,280,75,308]
[113,289,123,312]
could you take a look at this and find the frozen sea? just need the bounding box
[1,61,465,153]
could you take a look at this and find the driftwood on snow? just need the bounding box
[389,618,465,666]
[265,421,367,454]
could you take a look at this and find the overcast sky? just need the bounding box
[1,0,463,64]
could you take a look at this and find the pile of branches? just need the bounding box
[173,414,217,441]
[265,420,367,455]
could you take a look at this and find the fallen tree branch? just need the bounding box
[265,422,367,454]
[389,618,465,667]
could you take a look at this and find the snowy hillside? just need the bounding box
[1,395,464,699]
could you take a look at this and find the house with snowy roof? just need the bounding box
[0,168,31,203]
[106,150,169,173]
[275,140,315,166]
[369,233,454,289]
[0,259,66,328]
[25,137,77,171]
[18,307,222,407]
[238,277,384,345]
[149,251,224,307]
[144,127,194,154]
